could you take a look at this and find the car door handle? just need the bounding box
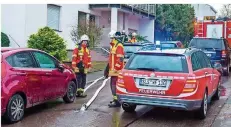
[46,73,51,75]
[205,72,208,75]
[17,72,27,75]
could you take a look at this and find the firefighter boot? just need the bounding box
[108,100,121,108]
[76,89,81,97]
[79,90,87,98]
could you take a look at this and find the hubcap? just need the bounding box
[204,93,207,115]
[11,98,24,121]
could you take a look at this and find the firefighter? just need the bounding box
[72,34,92,98]
[128,32,137,43]
[104,30,125,107]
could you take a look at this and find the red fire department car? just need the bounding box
[117,48,222,119]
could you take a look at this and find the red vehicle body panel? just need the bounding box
[117,51,221,111]
[1,48,76,115]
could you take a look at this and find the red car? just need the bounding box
[117,48,222,119]
[1,48,77,123]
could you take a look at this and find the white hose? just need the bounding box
[80,77,110,111]
[84,76,104,92]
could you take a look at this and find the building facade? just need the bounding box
[1,4,155,51]
[192,4,217,20]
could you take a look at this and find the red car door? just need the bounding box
[32,51,66,99]
[7,51,44,104]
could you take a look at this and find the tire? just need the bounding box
[223,64,230,76]
[63,81,76,103]
[122,103,137,112]
[213,80,221,100]
[4,94,25,123]
[195,91,208,119]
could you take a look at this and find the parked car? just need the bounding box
[189,37,231,76]
[139,43,156,51]
[117,48,222,119]
[124,42,149,63]
[1,48,77,123]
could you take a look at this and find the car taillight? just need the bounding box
[183,79,197,93]
[222,50,227,58]
[1,62,7,79]
[117,73,125,87]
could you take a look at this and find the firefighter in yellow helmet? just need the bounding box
[72,34,92,97]
[128,32,137,43]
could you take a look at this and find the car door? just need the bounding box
[32,51,66,99]
[200,51,215,94]
[191,52,212,94]
[5,51,44,104]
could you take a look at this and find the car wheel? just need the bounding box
[4,94,25,123]
[122,103,137,112]
[195,91,208,119]
[63,81,76,103]
[224,64,230,76]
[214,80,221,100]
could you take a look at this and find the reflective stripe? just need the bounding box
[115,64,121,68]
[72,62,76,64]
[78,53,83,56]
[117,54,124,57]
[118,75,123,78]
[117,83,125,87]
[88,62,92,65]
[111,54,115,70]
[74,68,79,72]
[88,56,91,57]
[72,54,77,57]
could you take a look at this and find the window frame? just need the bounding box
[47,4,62,32]
[5,51,38,68]
[191,52,203,71]
[31,51,60,69]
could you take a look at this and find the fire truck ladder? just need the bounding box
[197,21,204,37]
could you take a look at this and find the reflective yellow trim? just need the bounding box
[72,62,76,64]
[117,83,124,87]
[118,75,123,78]
[84,69,88,74]
[88,62,92,65]
[78,53,83,56]
[74,68,79,72]
[72,54,77,57]
[113,96,118,100]
[88,56,91,57]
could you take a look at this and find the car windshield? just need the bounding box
[125,53,188,73]
[124,45,142,53]
[189,39,224,49]
[161,43,177,49]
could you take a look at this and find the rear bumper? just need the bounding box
[117,94,202,111]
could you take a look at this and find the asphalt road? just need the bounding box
[1,72,231,127]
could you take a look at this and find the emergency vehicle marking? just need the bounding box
[139,89,166,95]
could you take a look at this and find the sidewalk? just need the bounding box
[212,76,231,127]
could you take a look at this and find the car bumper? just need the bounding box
[117,94,202,111]
[211,59,228,71]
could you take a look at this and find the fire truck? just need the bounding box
[194,19,231,47]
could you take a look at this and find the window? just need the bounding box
[47,4,61,30]
[125,53,188,73]
[78,11,86,26]
[191,52,202,71]
[6,52,36,68]
[189,38,225,50]
[33,52,56,69]
[200,52,212,68]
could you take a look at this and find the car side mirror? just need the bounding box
[213,63,223,74]
[57,63,65,72]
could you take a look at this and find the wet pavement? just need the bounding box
[1,72,231,127]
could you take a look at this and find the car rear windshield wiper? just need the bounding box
[135,68,156,71]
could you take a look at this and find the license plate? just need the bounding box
[139,78,167,87]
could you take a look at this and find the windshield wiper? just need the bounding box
[126,51,134,53]
[135,68,156,71]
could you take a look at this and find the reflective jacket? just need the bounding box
[128,38,137,43]
[72,46,91,74]
[108,40,124,76]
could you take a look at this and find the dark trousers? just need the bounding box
[110,76,118,96]
[76,73,87,89]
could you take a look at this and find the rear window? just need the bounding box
[125,53,188,73]
[189,39,225,49]
[124,45,142,53]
